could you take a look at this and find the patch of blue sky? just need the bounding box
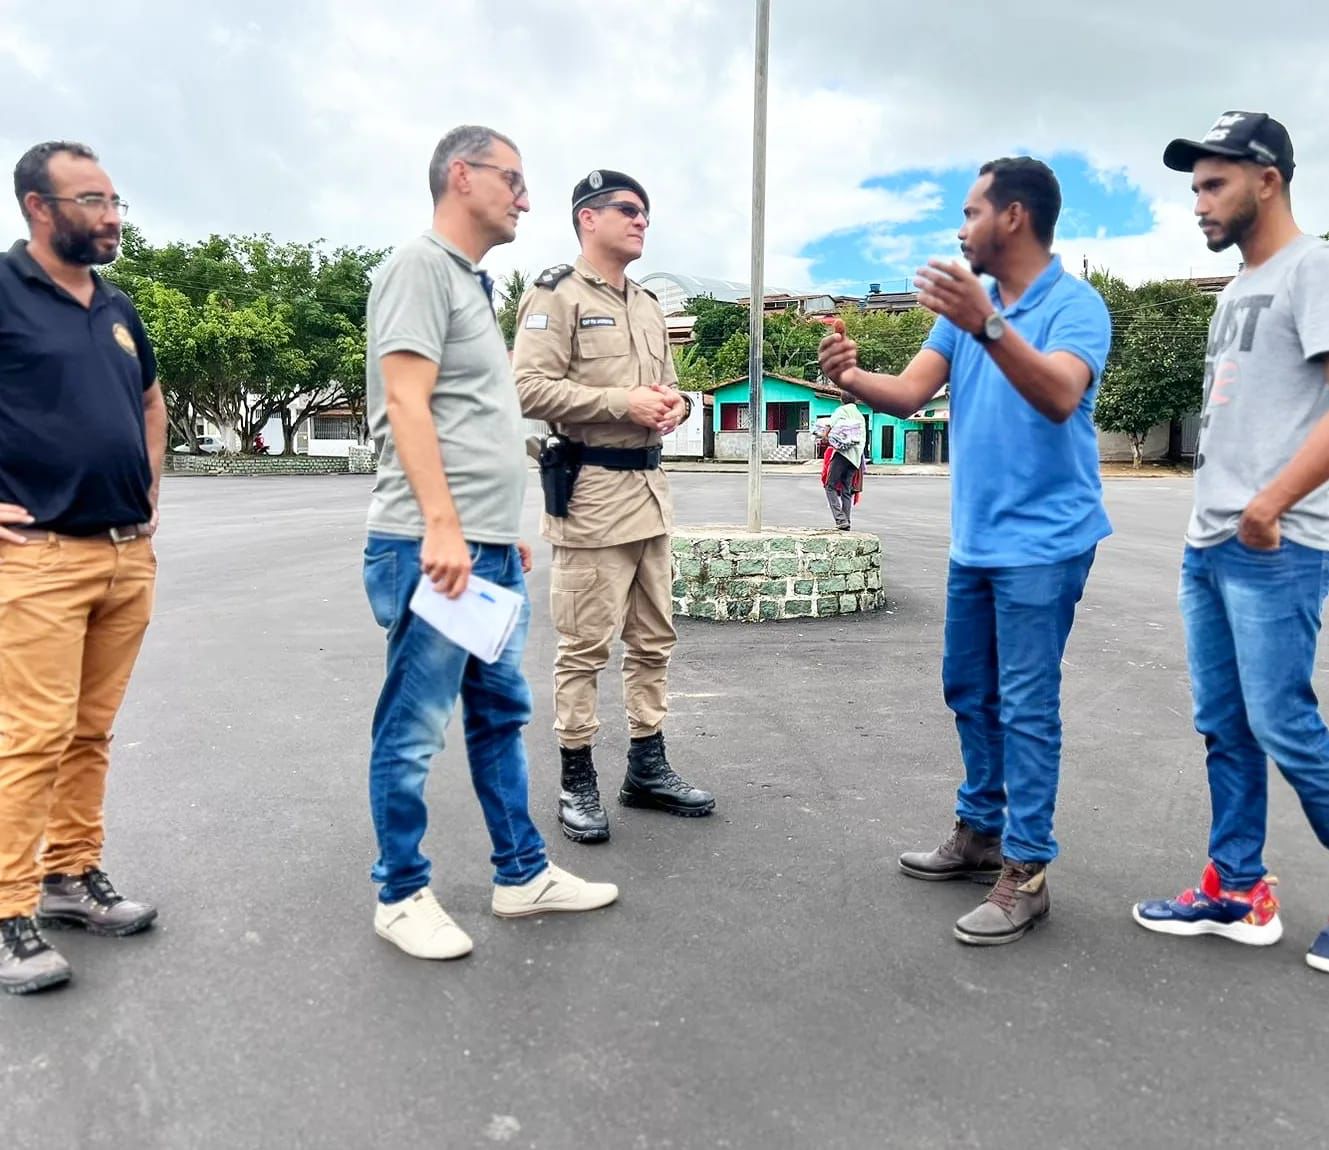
[803,153,1155,293]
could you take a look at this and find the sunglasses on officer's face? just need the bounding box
[598,201,649,222]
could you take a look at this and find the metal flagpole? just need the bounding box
[746,0,770,532]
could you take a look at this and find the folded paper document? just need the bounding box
[408,573,523,664]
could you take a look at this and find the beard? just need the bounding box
[963,236,998,278]
[1203,194,1258,253]
[50,210,119,266]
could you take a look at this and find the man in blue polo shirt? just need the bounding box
[819,156,1112,947]
[0,141,166,995]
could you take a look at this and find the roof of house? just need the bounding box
[705,373,845,401]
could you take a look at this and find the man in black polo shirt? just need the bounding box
[0,141,166,996]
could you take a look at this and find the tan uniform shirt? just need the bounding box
[513,256,687,548]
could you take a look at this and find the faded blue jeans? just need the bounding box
[942,547,1097,863]
[363,536,547,904]
[1180,537,1329,889]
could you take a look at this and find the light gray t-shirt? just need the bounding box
[1189,234,1329,548]
[365,232,526,543]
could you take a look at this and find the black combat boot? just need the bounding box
[619,733,715,817]
[559,746,610,843]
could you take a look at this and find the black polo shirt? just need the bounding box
[0,241,156,535]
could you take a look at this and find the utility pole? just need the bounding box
[746,0,770,532]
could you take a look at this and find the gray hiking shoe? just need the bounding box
[953,859,1050,946]
[1,916,72,995]
[38,869,157,937]
[898,819,1003,882]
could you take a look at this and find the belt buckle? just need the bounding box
[108,525,138,544]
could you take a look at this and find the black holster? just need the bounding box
[538,436,583,518]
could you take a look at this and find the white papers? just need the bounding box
[408,573,523,664]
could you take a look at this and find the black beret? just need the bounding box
[571,169,650,215]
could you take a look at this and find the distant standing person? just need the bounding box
[823,398,866,530]
[361,126,618,964]
[1,142,165,995]
[1132,112,1329,977]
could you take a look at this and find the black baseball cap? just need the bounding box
[1164,111,1295,182]
[571,169,650,214]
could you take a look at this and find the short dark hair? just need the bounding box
[978,156,1061,246]
[573,191,619,239]
[14,140,98,221]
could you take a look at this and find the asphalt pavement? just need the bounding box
[2,471,1326,1150]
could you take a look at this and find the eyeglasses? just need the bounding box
[41,193,129,219]
[464,161,527,200]
[597,201,649,222]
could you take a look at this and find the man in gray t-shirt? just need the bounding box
[365,228,527,544]
[361,126,618,964]
[1133,112,1329,977]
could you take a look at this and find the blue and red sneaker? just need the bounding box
[1308,922,1329,973]
[1132,862,1282,946]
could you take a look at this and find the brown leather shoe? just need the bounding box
[953,859,1050,946]
[898,819,1003,882]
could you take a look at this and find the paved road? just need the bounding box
[2,473,1326,1150]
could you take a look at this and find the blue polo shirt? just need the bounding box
[0,241,157,535]
[923,255,1112,567]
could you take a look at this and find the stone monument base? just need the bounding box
[671,527,884,621]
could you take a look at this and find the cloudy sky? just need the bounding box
[3,0,1326,298]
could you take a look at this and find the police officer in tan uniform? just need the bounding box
[512,169,714,843]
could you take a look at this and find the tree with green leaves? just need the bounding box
[762,311,826,380]
[1090,270,1213,467]
[672,344,714,392]
[838,307,937,375]
[105,226,386,453]
[496,269,529,348]
[713,329,750,381]
[686,296,747,358]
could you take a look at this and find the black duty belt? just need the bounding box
[577,445,662,471]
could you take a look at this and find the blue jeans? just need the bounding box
[1180,537,1329,889]
[942,548,1096,863]
[363,536,547,903]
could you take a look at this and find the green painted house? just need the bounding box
[706,373,948,464]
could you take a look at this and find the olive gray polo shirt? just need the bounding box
[365,231,526,543]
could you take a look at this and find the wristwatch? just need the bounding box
[975,312,1007,344]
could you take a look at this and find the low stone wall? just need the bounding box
[165,453,350,476]
[672,527,884,621]
[714,431,779,461]
[347,445,379,473]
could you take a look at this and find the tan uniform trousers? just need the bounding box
[550,535,675,749]
[0,534,155,917]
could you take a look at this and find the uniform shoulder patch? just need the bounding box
[535,264,574,289]
[640,285,659,302]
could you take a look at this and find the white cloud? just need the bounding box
[0,0,1325,295]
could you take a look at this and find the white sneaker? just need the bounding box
[374,889,473,959]
[491,863,619,918]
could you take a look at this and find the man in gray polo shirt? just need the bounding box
[362,125,618,961]
[1132,112,1329,977]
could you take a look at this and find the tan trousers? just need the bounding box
[0,535,155,917]
[550,535,675,749]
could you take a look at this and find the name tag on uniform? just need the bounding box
[579,316,616,328]
[524,314,549,330]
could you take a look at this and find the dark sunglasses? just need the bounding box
[597,201,649,222]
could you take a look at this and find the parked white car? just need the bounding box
[172,435,225,454]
